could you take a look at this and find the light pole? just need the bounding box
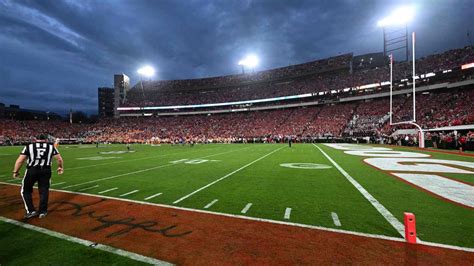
[377,6,414,62]
[137,66,156,99]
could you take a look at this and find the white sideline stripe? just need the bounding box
[173,146,284,204]
[313,144,406,238]
[204,199,218,209]
[98,187,118,194]
[1,182,473,253]
[120,190,139,197]
[0,216,171,265]
[7,178,19,182]
[63,146,251,189]
[331,212,341,227]
[78,185,99,192]
[284,208,292,220]
[50,182,66,187]
[241,203,252,214]
[144,193,162,200]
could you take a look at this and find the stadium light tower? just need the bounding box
[238,54,259,74]
[377,6,415,61]
[137,65,156,99]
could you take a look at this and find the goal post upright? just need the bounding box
[412,32,416,122]
[389,31,424,148]
[389,53,393,125]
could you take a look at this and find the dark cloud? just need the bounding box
[0,0,473,114]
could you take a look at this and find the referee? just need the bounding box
[12,135,64,219]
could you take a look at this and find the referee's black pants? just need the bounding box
[21,167,51,214]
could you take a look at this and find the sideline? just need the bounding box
[0,216,171,265]
[1,182,472,253]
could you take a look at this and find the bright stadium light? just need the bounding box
[238,54,259,67]
[137,65,156,77]
[238,54,259,74]
[377,6,415,27]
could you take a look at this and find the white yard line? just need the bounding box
[62,164,173,189]
[0,216,171,265]
[120,190,139,197]
[98,187,118,194]
[204,199,218,209]
[50,182,66,187]
[63,146,251,190]
[241,203,253,214]
[284,208,292,220]
[67,148,201,170]
[67,146,247,171]
[331,212,341,227]
[144,193,162,200]
[313,144,406,238]
[173,146,284,204]
[1,181,472,253]
[78,185,99,192]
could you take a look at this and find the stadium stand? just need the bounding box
[1,46,473,150]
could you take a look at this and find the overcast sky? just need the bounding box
[0,0,473,114]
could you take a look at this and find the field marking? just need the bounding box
[98,187,118,194]
[144,193,162,200]
[66,147,211,170]
[120,190,139,197]
[78,185,99,192]
[204,199,218,209]
[62,164,173,189]
[173,146,284,204]
[63,146,251,189]
[6,178,20,182]
[67,145,245,171]
[313,144,406,238]
[331,212,341,227]
[392,173,474,208]
[241,203,253,214]
[0,216,171,265]
[50,182,66,187]
[284,208,292,220]
[1,182,472,253]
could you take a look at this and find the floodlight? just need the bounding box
[238,54,259,68]
[137,65,156,77]
[377,6,415,27]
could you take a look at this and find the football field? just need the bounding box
[0,143,473,263]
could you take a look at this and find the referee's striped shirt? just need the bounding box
[20,142,59,168]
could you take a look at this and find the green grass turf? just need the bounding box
[0,143,473,250]
[0,220,147,265]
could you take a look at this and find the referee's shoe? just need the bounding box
[25,211,38,219]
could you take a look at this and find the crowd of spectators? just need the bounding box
[1,46,473,148]
[123,46,473,107]
[2,85,473,146]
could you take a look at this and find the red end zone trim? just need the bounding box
[0,184,473,264]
